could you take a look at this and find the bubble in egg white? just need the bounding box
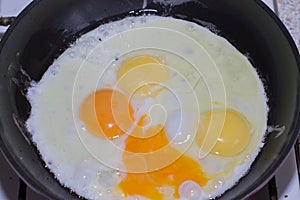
[179,180,202,200]
[97,169,124,188]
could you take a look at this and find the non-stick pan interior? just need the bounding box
[0,0,299,199]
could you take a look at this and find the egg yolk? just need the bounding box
[196,109,251,156]
[79,89,134,139]
[119,128,209,199]
[116,55,169,97]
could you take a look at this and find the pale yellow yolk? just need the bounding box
[196,109,251,156]
[81,56,209,199]
[79,89,134,140]
[116,55,169,97]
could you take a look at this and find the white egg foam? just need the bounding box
[26,15,268,200]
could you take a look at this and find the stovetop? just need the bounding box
[0,0,299,199]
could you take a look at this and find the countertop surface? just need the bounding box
[278,0,300,51]
[0,0,300,200]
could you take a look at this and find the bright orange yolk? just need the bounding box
[79,89,134,139]
[119,128,209,200]
[80,55,209,199]
[116,55,169,97]
[196,109,251,156]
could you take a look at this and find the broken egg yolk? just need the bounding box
[119,128,209,200]
[79,89,134,140]
[80,55,209,199]
[80,89,209,199]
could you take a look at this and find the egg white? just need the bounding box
[26,15,268,200]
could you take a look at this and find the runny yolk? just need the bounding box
[79,89,134,140]
[80,55,209,199]
[119,128,209,200]
[196,109,251,156]
[116,55,169,97]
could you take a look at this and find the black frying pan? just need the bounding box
[0,0,299,199]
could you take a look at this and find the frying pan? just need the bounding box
[0,0,299,199]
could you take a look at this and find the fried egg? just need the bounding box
[26,15,268,200]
